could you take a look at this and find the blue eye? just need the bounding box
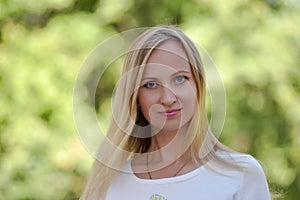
[175,76,187,84]
[144,81,158,88]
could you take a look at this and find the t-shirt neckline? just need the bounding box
[127,159,206,184]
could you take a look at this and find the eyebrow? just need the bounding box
[172,70,191,76]
[141,77,159,82]
[141,70,191,82]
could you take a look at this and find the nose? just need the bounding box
[159,86,177,106]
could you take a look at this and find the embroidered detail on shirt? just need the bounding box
[150,194,167,200]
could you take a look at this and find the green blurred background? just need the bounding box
[0,0,299,199]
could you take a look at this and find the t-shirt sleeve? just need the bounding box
[237,155,271,200]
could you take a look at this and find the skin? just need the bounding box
[133,40,198,179]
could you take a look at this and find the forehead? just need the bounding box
[144,40,191,74]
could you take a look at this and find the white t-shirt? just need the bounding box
[104,151,271,200]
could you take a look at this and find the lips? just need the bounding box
[159,109,181,117]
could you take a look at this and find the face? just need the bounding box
[137,40,197,133]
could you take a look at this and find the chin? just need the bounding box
[151,120,189,133]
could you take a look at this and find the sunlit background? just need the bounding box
[0,0,299,199]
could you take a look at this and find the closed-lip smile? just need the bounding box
[159,109,181,117]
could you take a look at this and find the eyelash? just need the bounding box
[143,75,188,89]
[143,81,159,88]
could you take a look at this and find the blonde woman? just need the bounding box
[81,25,271,200]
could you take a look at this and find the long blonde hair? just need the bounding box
[81,25,232,199]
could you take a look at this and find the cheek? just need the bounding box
[139,101,165,126]
[138,91,166,122]
[138,91,155,118]
[176,83,197,101]
[177,85,198,113]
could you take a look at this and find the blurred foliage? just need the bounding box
[0,0,299,199]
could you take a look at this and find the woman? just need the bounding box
[81,25,271,200]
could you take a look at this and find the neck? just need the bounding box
[148,124,191,165]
